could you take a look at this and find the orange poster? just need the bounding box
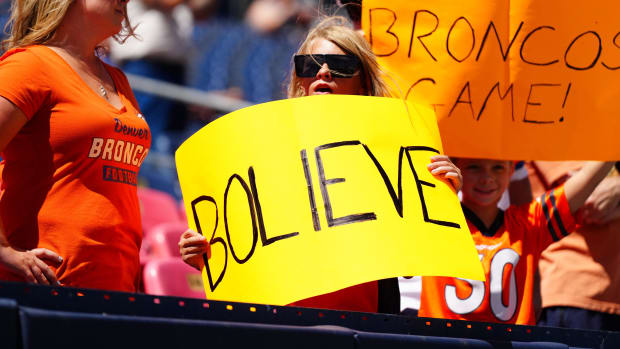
[363,0,620,160]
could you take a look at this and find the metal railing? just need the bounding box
[126,73,254,113]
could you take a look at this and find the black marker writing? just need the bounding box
[315,141,377,227]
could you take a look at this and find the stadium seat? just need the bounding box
[142,258,205,299]
[178,201,188,222]
[137,187,183,236]
[142,222,188,259]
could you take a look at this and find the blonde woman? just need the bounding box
[0,0,150,292]
[287,16,389,98]
[179,17,461,312]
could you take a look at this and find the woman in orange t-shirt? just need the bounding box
[0,0,150,292]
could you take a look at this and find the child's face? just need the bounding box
[457,159,514,208]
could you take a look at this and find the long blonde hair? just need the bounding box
[2,0,135,51]
[287,16,390,98]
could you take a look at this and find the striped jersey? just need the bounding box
[419,186,575,325]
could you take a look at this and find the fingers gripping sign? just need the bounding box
[427,155,463,192]
[178,228,211,271]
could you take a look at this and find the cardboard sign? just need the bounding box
[362,0,620,160]
[176,95,484,305]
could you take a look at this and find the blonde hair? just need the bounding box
[287,16,390,98]
[2,0,135,51]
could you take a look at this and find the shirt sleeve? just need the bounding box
[0,48,51,120]
[528,185,576,254]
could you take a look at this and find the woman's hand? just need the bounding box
[0,246,62,285]
[427,155,462,192]
[178,229,211,271]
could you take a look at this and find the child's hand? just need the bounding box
[427,155,462,192]
[178,229,211,271]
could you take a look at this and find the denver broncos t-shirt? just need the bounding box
[0,45,150,292]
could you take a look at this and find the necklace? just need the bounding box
[98,83,109,100]
[96,60,110,100]
[46,46,112,100]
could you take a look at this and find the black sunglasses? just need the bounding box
[294,54,362,78]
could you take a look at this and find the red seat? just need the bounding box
[178,201,188,222]
[142,258,205,299]
[137,187,183,236]
[142,222,187,259]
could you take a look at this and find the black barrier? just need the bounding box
[0,297,19,349]
[0,281,618,349]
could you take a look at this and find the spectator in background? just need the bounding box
[187,0,311,117]
[245,0,304,35]
[532,161,620,331]
[418,160,614,325]
[0,0,150,291]
[213,0,253,20]
[0,0,11,51]
[243,0,314,103]
[400,161,532,316]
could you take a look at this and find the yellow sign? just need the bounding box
[176,95,484,305]
[363,0,620,160]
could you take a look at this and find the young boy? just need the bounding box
[418,159,614,325]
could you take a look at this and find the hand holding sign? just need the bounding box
[428,155,463,192]
[178,229,211,271]
[176,95,483,306]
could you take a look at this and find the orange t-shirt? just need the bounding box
[0,45,150,292]
[419,187,575,325]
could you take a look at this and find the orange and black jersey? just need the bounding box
[419,186,575,325]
